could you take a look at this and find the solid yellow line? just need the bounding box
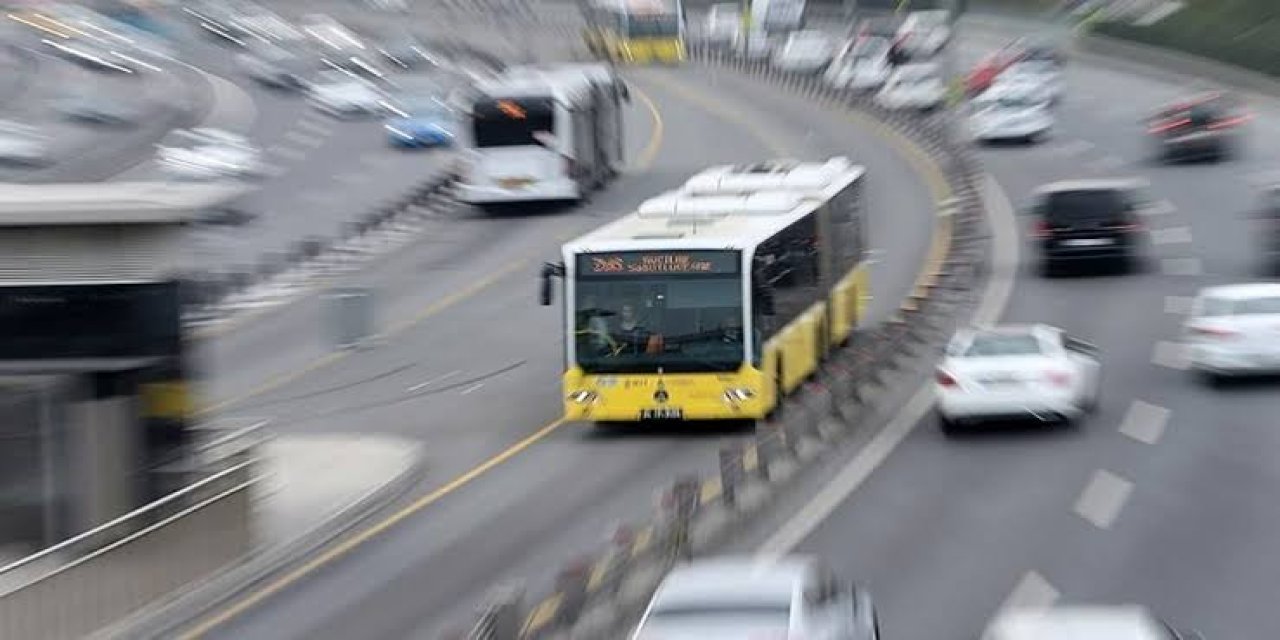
[699,477,723,505]
[521,593,564,636]
[630,526,654,558]
[194,79,667,417]
[634,69,792,156]
[176,418,567,639]
[743,444,759,472]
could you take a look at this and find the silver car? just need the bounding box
[632,555,880,640]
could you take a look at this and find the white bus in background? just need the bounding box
[457,64,630,208]
[751,0,806,33]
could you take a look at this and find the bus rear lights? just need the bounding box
[568,390,598,404]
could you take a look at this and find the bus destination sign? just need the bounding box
[578,251,739,276]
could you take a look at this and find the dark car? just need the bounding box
[1146,92,1249,162]
[1029,179,1149,275]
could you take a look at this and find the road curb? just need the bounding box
[95,439,429,640]
[448,44,995,640]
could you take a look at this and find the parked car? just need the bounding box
[824,37,892,92]
[631,555,881,640]
[897,9,951,58]
[704,3,741,47]
[773,30,835,74]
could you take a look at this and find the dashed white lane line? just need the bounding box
[1152,340,1190,370]
[1164,295,1195,315]
[1161,257,1202,276]
[269,145,307,162]
[1046,139,1095,157]
[1074,469,1134,530]
[993,571,1061,620]
[460,382,484,395]
[1140,199,1176,216]
[407,369,461,392]
[1150,226,1193,245]
[1118,400,1171,445]
[295,118,331,136]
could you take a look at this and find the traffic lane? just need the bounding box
[0,44,39,112]
[658,64,941,326]
[197,64,796,640]
[192,75,658,408]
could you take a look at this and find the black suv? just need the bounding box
[1146,92,1248,162]
[1029,180,1148,275]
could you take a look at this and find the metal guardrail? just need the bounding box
[0,460,259,640]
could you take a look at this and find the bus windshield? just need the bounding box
[471,97,556,148]
[626,13,679,38]
[574,251,744,374]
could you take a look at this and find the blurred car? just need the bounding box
[967,43,1023,96]
[985,605,1204,640]
[157,128,265,180]
[0,120,51,166]
[1028,179,1150,275]
[824,37,892,92]
[876,62,946,111]
[936,324,1101,434]
[631,555,881,640]
[1146,92,1249,162]
[307,69,390,118]
[1000,59,1063,103]
[52,92,139,126]
[236,42,310,89]
[969,93,1053,144]
[42,37,135,73]
[704,3,741,47]
[772,30,835,74]
[376,32,440,70]
[183,0,255,47]
[897,9,951,59]
[383,95,455,148]
[1183,283,1280,385]
[984,72,1057,109]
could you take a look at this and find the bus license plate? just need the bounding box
[641,408,683,420]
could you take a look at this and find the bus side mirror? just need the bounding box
[540,262,564,306]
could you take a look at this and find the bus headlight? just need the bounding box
[568,390,598,404]
[723,388,755,403]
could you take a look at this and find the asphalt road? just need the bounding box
[175,25,939,640]
[728,18,1280,640]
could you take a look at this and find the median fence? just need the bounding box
[447,44,993,640]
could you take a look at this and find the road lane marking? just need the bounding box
[460,382,484,395]
[1140,199,1176,216]
[175,418,568,639]
[1074,469,1134,530]
[1164,295,1194,315]
[1151,340,1190,370]
[1161,257,1202,276]
[1150,225,1192,245]
[1046,139,1094,157]
[991,571,1060,622]
[407,369,461,392]
[1118,400,1171,444]
[197,88,667,413]
[1086,154,1125,172]
[759,175,1020,556]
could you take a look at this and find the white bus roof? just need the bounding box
[563,158,865,255]
[478,66,605,102]
[0,182,252,226]
[681,156,861,196]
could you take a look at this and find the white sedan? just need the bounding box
[935,324,1101,433]
[773,31,835,74]
[985,605,1204,640]
[993,61,1062,104]
[969,94,1054,143]
[824,39,892,92]
[1184,282,1280,384]
[875,62,947,111]
[0,120,51,166]
[307,69,390,118]
[631,555,881,640]
[157,128,265,180]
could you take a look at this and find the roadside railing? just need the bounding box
[446,37,993,640]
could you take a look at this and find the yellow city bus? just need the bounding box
[539,157,869,424]
[583,0,686,65]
